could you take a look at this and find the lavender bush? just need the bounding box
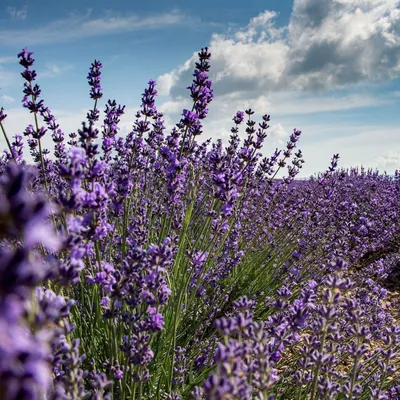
[0,47,399,399]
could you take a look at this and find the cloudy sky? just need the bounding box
[1,0,399,176]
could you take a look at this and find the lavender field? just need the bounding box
[0,46,399,400]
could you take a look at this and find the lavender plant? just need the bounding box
[0,46,399,400]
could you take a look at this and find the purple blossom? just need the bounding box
[0,45,399,400]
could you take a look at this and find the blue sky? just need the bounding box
[1,0,399,176]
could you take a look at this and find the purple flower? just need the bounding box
[146,306,165,332]
[0,107,7,123]
[87,60,103,100]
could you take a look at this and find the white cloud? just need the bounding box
[374,151,400,169]
[6,6,28,21]
[268,123,289,146]
[286,0,400,90]
[233,10,286,44]
[0,9,205,46]
[149,0,400,176]
[159,0,400,101]
[2,0,400,176]
[41,63,74,78]
[157,72,177,97]
[1,95,15,104]
[157,58,193,96]
[159,97,191,115]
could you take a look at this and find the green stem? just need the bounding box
[0,121,15,159]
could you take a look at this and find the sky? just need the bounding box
[0,0,399,177]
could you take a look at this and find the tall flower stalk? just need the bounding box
[0,47,399,400]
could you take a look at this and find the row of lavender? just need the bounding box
[0,47,399,399]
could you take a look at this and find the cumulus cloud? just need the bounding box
[159,97,192,115]
[374,151,400,169]
[150,0,400,178]
[286,0,400,90]
[157,58,193,96]
[159,0,400,100]
[268,123,289,145]
[6,6,28,21]
[2,0,399,176]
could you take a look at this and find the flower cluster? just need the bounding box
[0,47,399,400]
